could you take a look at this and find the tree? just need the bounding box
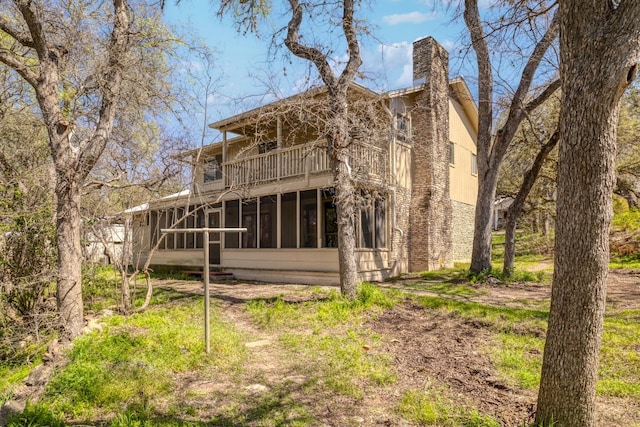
[0,93,57,349]
[615,81,640,208]
[535,1,640,425]
[463,0,560,273]
[497,94,561,275]
[217,0,367,298]
[0,0,175,338]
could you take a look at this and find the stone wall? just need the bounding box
[390,186,411,277]
[451,200,475,262]
[408,37,453,271]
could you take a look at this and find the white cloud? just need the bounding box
[382,11,438,25]
[371,41,414,87]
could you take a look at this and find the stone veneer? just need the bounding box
[451,200,475,262]
[408,37,453,271]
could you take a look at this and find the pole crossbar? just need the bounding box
[160,227,246,354]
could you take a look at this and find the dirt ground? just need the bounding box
[157,269,640,426]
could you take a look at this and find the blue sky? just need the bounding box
[164,0,500,145]
[164,0,476,108]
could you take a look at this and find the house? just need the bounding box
[493,196,514,230]
[83,223,128,265]
[131,37,478,284]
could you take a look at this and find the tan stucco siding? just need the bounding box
[448,98,478,206]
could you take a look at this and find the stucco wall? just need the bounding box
[449,98,478,206]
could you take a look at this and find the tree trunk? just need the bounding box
[470,167,499,272]
[335,146,358,299]
[503,132,558,276]
[282,0,362,299]
[55,173,84,339]
[535,2,640,425]
[464,1,560,274]
[120,269,131,312]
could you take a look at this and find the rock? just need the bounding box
[0,399,26,427]
[82,318,103,334]
[99,308,114,317]
[245,340,271,348]
[42,340,63,362]
[351,416,365,423]
[245,384,268,394]
[25,364,52,387]
[487,276,500,285]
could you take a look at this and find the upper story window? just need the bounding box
[471,153,478,175]
[396,113,410,142]
[204,154,223,182]
[449,142,455,165]
[258,140,277,154]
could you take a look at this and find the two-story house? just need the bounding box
[131,37,478,284]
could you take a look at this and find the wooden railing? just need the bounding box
[221,140,386,187]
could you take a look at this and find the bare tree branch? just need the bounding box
[0,15,34,48]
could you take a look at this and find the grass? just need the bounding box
[9,295,246,425]
[7,250,640,426]
[246,282,399,330]
[412,294,640,400]
[398,385,500,426]
[246,283,398,399]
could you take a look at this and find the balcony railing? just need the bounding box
[221,140,387,188]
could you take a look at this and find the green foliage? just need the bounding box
[612,208,640,232]
[280,329,396,398]
[7,402,65,427]
[39,297,245,420]
[610,253,640,269]
[466,267,546,285]
[398,387,500,426]
[246,283,397,399]
[246,283,399,330]
[82,265,120,311]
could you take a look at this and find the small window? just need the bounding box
[258,140,277,154]
[204,154,223,182]
[396,113,410,142]
[449,142,455,165]
[471,153,478,175]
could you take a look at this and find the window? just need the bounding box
[204,154,223,182]
[375,198,386,248]
[225,200,239,248]
[396,113,410,142]
[195,207,205,249]
[150,211,158,247]
[360,201,374,248]
[471,153,478,175]
[354,193,387,249]
[258,140,277,154]
[260,196,277,248]
[449,142,455,165]
[300,190,317,248]
[242,199,257,248]
[322,188,338,248]
[175,207,185,249]
[281,192,297,248]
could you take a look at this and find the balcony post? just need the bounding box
[277,115,282,181]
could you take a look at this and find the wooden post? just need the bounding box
[161,227,246,354]
[203,228,210,353]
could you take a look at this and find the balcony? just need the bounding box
[220,140,387,188]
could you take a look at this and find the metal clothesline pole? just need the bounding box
[161,227,246,354]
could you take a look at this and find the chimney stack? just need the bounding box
[408,36,453,271]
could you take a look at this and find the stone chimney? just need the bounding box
[408,37,453,271]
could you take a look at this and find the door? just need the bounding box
[207,209,221,265]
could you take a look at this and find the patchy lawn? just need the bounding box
[3,271,640,426]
